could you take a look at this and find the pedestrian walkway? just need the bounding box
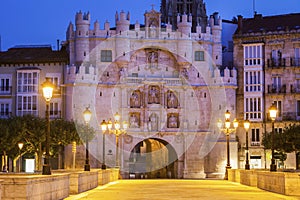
[65,179,300,200]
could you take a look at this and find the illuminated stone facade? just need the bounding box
[234,13,300,170]
[65,8,238,178]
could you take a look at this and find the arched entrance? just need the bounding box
[129,138,178,179]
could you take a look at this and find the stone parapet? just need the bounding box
[228,169,300,197]
[0,173,69,200]
[69,170,98,194]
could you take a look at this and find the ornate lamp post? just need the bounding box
[217,110,238,180]
[243,119,250,170]
[42,78,54,175]
[269,104,277,172]
[18,142,24,172]
[83,107,92,171]
[101,112,128,168]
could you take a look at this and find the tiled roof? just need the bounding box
[0,45,69,64]
[235,13,300,35]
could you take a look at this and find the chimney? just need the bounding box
[238,15,243,34]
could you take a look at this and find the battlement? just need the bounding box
[66,64,97,84]
[76,11,90,24]
[213,67,237,85]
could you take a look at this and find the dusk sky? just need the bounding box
[0,0,299,51]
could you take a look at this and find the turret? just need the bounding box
[210,12,222,67]
[177,13,192,37]
[74,11,91,65]
[116,11,130,34]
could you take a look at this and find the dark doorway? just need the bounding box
[129,138,178,178]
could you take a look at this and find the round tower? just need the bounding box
[210,12,222,67]
[177,13,193,65]
[115,11,130,63]
[75,11,90,66]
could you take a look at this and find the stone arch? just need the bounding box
[127,138,179,179]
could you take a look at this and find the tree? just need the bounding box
[262,124,300,169]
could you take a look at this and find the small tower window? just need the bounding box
[100,91,102,96]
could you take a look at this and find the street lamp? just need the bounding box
[217,110,238,180]
[83,107,92,171]
[243,119,250,170]
[101,112,128,168]
[42,77,54,175]
[18,142,24,172]
[269,103,277,172]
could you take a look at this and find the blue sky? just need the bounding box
[0,0,299,51]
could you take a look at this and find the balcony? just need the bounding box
[267,84,286,94]
[250,141,260,146]
[290,85,300,93]
[290,57,300,67]
[0,86,12,95]
[50,110,62,119]
[0,112,12,119]
[267,58,286,68]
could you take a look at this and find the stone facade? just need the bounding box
[65,8,238,179]
[233,13,300,170]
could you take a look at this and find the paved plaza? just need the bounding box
[65,179,300,200]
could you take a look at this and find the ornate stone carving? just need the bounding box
[130,90,141,108]
[167,91,178,108]
[129,112,140,128]
[167,113,179,128]
[148,85,160,104]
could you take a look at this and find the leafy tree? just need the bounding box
[262,124,300,168]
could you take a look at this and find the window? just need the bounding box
[0,103,10,118]
[251,128,260,146]
[295,48,300,66]
[273,101,282,118]
[0,78,11,93]
[297,100,300,117]
[17,95,38,116]
[244,71,262,92]
[195,51,204,61]
[50,102,60,118]
[244,44,262,66]
[245,97,262,120]
[101,50,112,62]
[17,71,39,93]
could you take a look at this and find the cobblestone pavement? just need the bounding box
[65,179,300,200]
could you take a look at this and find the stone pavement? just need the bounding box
[65,179,300,200]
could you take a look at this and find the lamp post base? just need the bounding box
[270,164,277,172]
[101,164,107,170]
[84,164,90,171]
[42,165,51,175]
[224,165,231,180]
[245,163,250,170]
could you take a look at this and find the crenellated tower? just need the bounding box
[74,11,90,66]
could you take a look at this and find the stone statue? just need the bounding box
[130,91,140,108]
[168,114,178,128]
[167,92,177,108]
[149,86,159,104]
[130,114,139,128]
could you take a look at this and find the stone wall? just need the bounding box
[228,169,300,196]
[0,174,69,200]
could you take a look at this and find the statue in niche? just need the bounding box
[167,91,178,108]
[130,91,140,108]
[181,68,189,79]
[148,51,158,65]
[130,113,139,128]
[168,114,178,128]
[149,113,158,131]
[148,86,159,104]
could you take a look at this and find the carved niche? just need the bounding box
[148,85,160,104]
[167,113,179,128]
[166,90,178,108]
[130,90,141,108]
[129,112,140,128]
